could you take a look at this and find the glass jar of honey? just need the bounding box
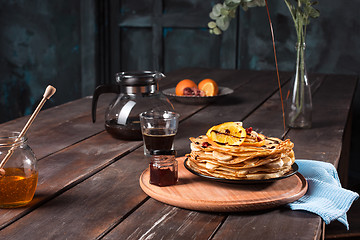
[0,131,38,208]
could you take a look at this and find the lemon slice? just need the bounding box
[206,122,246,146]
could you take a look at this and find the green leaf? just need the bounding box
[242,0,266,7]
[284,0,296,23]
[228,9,237,18]
[213,27,222,35]
[308,6,320,18]
[209,12,218,20]
[220,8,230,16]
[216,16,230,31]
[225,2,240,8]
[208,21,217,29]
[311,1,319,6]
[208,0,319,37]
[212,3,223,17]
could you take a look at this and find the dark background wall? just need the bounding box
[0,0,96,123]
[0,0,359,179]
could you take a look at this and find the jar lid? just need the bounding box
[150,150,176,156]
[0,131,27,147]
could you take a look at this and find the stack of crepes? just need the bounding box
[185,122,295,180]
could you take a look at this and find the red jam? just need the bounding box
[150,164,178,187]
[149,150,178,187]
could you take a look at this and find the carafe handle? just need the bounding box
[92,84,120,123]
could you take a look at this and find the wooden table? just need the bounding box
[0,68,357,239]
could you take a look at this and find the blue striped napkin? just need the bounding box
[288,159,359,229]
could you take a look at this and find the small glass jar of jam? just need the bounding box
[0,131,38,208]
[149,150,178,187]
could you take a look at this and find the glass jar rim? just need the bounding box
[139,110,180,120]
[0,131,27,147]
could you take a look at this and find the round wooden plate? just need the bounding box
[139,157,308,212]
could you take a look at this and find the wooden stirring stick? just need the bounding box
[0,85,56,177]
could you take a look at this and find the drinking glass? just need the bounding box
[139,111,180,155]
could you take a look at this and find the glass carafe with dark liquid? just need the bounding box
[92,71,174,140]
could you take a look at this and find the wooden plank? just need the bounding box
[0,137,222,240]
[105,72,317,240]
[0,148,152,239]
[214,74,356,240]
[101,71,345,240]
[211,73,357,240]
[0,94,115,160]
[0,69,220,229]
[1,70,355,240]
[205,74,326,240]
[1,148,224,239]
[92,70,294,239]
[243,72,325,138]
[287,74,358,166]
[213,209,322,240]
[0,68,249,231]
[174,70,292,156]
[0,70,202,230]
[0,131,142,229]
[102,199,224,240]
[163,69,265,134]
[2,68,223,160]
[0,69,286,238]
[338,113,352,186]
[325,198,360,239]
[0,94,113,135]
[165,69,275,151]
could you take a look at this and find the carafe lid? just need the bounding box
[116,71,165,86]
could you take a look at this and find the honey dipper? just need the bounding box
[0,85,56,177]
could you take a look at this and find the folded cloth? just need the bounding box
[288,159,359,229]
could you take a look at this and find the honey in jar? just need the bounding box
[0,168,38,208]
[0,131,38,208]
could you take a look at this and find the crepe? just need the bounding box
[185,125,295,180]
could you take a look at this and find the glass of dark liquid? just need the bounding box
[139,111,180,155]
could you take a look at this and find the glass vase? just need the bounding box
[286,43,312,128]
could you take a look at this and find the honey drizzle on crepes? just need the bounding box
[265,0,286,133]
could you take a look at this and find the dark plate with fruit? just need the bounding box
[162,87,234,105]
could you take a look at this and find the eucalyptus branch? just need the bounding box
[207,0,319,128]
[208,0,265,35]
[284,0,320,45]
[284,0,296,24]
